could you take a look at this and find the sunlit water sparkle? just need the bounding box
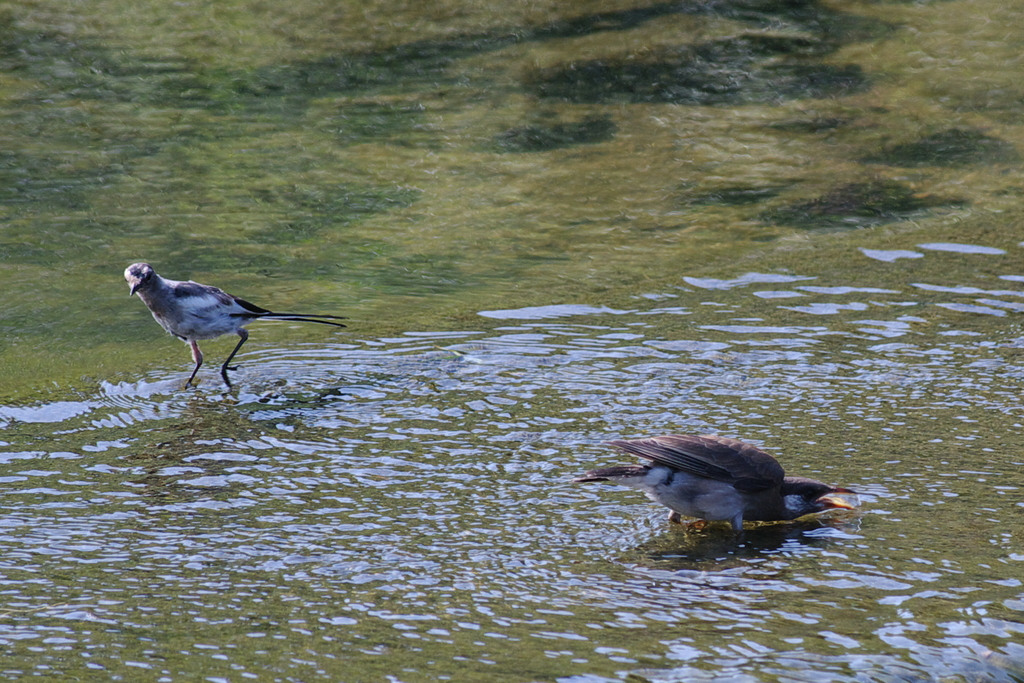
[4,254,1024,681]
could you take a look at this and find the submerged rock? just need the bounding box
[768,116,850,133]
[525,35,868,106]
[864,128,1020,167]
[494,115,617,152]
[683,184,792,207]
[760,178,966,228]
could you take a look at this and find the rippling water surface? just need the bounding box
[3,0,1024,680]
[5,244,1024,681]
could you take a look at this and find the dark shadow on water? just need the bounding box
[767,115,851,133]
[863,127,1021,167]
[681,183,793,207]
[244,184,421,245]
[1,0,891,111]
[492,115,618,152]
[231,0,889,107]
[759,178,967,229]
[0,0,891,273]
[626,517,857,571]
[526,38,869,106]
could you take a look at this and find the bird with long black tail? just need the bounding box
[124,262,347,388]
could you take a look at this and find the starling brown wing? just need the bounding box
[604,434,785,493]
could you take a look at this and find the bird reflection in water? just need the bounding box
[625,516,862,572]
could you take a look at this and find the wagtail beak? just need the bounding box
[129,282,140,296]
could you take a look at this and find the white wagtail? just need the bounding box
[125,262,347,387]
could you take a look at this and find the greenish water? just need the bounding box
[2,0,1024,681]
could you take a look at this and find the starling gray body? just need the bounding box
[576,434,856,531]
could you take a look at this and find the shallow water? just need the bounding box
[2,0,1024,681]
[5,253,1024,681]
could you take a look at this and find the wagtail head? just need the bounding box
[124,262,156,297]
